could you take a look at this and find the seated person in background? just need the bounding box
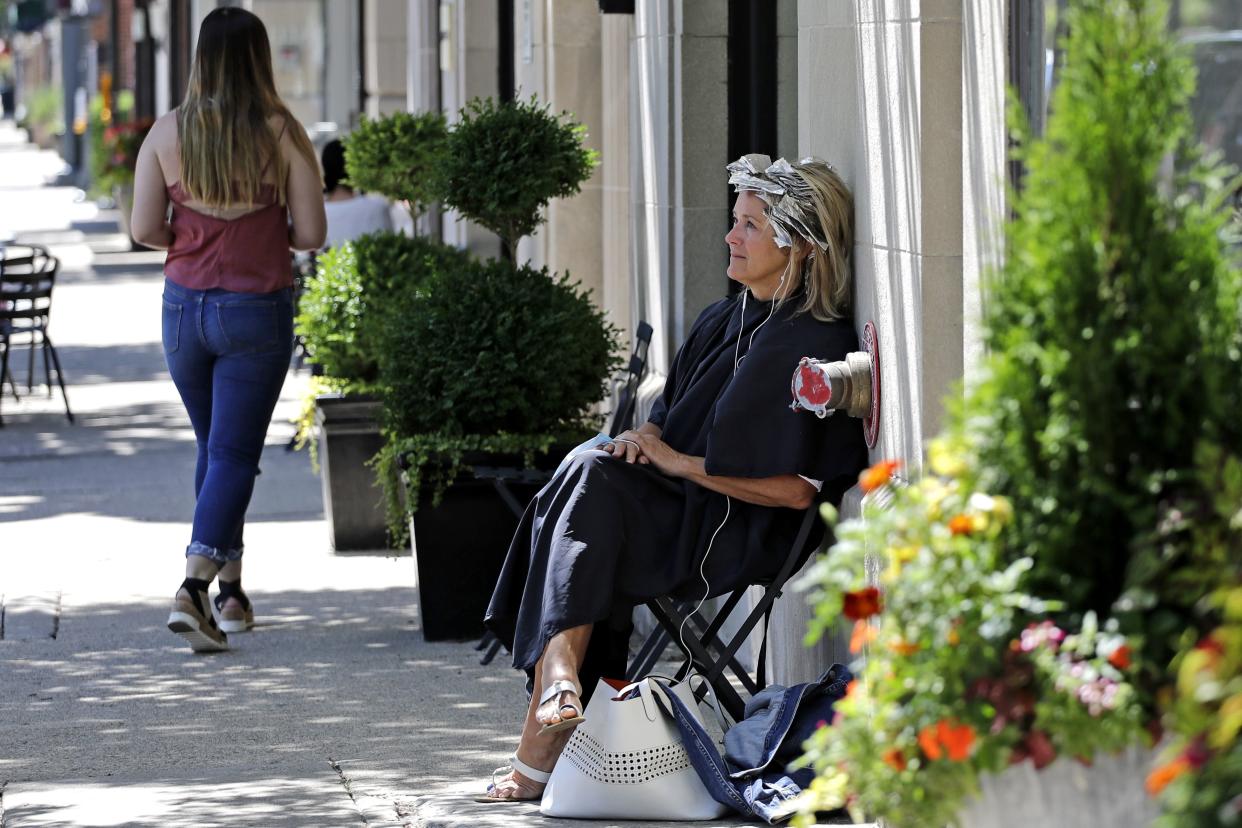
[477,154,870,803]
[320,138,392,249]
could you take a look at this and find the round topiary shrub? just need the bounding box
[343,111,448,220]
[378,256,621,438]
[442,96,598,257]
[295,232,472,389]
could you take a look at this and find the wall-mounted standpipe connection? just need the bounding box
[790,320,881,449]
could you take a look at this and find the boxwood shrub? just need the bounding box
[295,232,472,390]
[377,256,621,438]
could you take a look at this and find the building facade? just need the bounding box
[12,0,1236,684]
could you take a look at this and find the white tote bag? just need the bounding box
[540,677,730,821]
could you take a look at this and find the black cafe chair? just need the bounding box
[0,244,73,427]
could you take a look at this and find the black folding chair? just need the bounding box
[0,244,72,427]
[465,320,654,664]
[626,501,829,723]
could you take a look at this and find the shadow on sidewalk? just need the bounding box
[0,587,521,791]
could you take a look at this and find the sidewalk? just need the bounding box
[0,124,860,828]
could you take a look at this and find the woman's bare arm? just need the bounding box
[130,115,175,249]
[673,455,815,510]
[282,124,327,251]
[607,427,815,510]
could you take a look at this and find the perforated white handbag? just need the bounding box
[540,676,730,821]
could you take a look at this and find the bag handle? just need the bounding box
[686,673,731,735]
[647,673,730,736]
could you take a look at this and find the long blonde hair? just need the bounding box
[781,159,854,321]
[177,6,319,208]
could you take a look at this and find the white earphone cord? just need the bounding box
[679,270,786,661]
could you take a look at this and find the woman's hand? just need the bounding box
[606,431,688,478]
[629,433,688,477]
[605,430,648,464]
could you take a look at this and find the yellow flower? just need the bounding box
[919,477,951,518]
[891,544,919,563]
[1210,693,1242,750]
[1224,587,1242,623]
[990,495,1014,526]
[928,437,968,478]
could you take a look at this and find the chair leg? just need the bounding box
[0,337,7,427]
[42,332,53,396]
[627,625,673,680]
[43,336,73,424]
[0,335,16,400]
[647,598,747,722]
[26,334,35,391]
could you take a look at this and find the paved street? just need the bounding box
[0,125,834,828]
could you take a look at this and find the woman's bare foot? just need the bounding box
[536,680,584,730]
[480,625,591,802]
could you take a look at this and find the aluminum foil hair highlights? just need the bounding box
[726,154,831,252]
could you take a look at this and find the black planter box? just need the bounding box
[407,471,544,641]
[315,394,390,552]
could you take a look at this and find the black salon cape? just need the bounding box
[484,291,869,691]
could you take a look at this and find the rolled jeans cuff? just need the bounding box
[186,541,244,563]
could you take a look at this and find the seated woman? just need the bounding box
[479,154,869,802]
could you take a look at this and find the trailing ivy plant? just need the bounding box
[442,96,599,258]
[343,110,448,221]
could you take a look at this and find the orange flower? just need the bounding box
[860,460,901,493]
[947,627,961,646]
[918,725,943,760]
[1108,644,1132,670]
[849,620,878,653]
[938,719,977,761]
[882,748,908,771]
[918,719,977,762]
[948,514,976,535]
[888,637,921,656]
[1145,756,1191,797]
[843,586,883,621]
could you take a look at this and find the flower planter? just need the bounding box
[405,469,543,642]
[315,393,390,552]
[957,745,1161,828]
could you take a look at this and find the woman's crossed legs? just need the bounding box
[487,622,593,800]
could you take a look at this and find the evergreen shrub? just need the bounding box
[343,111,448,219]
[795,0,1242,825]
[442,96,598,257]
[962,0,1242,689]
[295,232,472,390]
[373,256,621,539]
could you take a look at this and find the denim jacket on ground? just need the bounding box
[654,664,853,824]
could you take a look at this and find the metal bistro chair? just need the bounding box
[0,244,73,427]
[625,496,833,724]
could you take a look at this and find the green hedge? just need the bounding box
[295,232,472,390]
[377,256,620,438]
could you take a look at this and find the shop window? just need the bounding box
[1012,0,1242,172]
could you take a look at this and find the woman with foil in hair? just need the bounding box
[479,155,869,802]
[131,7,326,652]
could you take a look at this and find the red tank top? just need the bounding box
[163,124,293,293]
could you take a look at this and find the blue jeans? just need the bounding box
[161,279,293,564]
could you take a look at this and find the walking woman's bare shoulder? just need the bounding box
[146,110,181,181]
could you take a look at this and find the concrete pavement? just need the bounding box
[0,123,857,828]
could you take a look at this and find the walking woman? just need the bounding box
[130,7,326,652]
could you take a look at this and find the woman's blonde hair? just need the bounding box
[177,7,319,208]
[781,159,854,321]
[728,154,855,321]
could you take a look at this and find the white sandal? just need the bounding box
[537,678,585,735]
[474,754,552,804]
